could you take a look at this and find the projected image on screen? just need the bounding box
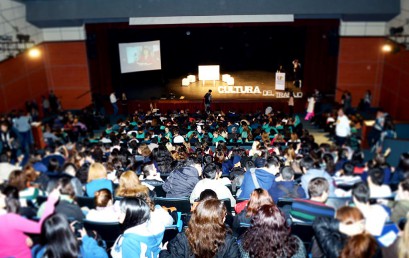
[119,40,161,73]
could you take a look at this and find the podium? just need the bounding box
[31,122,46,149]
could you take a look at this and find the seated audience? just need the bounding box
[352,182,389,236]
[334,161,362,197]
[32,213,108,258]
[190,163,235,206]
[238,156,280,199]
[313,206,378,258]
[38,178,85,222]
[300,155,335,198]
[162,157,202,198]
[160,199,240,257]
[233,188,274,231]
[386,177,409,224]
[0,187,59,258]
[268,166,305,203]
[86,188,117,222]
[135,191,174,227]
[111,197,165,257]
[116,170,150,198]
[85,163,113,197]
[239,204,306,258]
[290,177,335,222]
[140,162,164,187]
[367,167,392,198]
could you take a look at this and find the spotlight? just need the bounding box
[382,44,392,52]
[28,48,41,58]
[390,26,404,36]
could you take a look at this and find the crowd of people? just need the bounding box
[0,91,408,258]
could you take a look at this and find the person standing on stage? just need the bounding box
[288,91,295,117]
[292,59,302,88]
[204,90,212,113]
[335,107,351,146]
[121,92,128,115]
[110,92,118,116]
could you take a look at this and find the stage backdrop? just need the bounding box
[86,19,339,101]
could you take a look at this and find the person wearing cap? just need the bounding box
[237,156,280,199]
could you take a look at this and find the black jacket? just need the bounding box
[312,217,346,258]
[162,166,200,198]
[232,207,251,233]
[312,217,383,258]
[159,232,240,258]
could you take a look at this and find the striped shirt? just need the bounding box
[290,199,335,223]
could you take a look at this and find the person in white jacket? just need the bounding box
[335,108,351,146]
[190,163,236,207]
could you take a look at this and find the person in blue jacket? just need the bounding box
[237,156,280,199]
[111,197,165,258]
[31,213,108,258]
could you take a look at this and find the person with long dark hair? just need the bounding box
[239,204,306,257]
[111,197,165,258]
[160,199,240,258]
[32,213,108,258]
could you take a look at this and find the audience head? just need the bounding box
[116,170,149,197]
[94,188,113,208]
[337,207,376,258]
[242,204,298,257]
[308,177,329,202]
[342,161,355,176]
[198,189,218,201]
[8,170,27,191]
[352,182,370,205]
[57,177,76,198]
[87,162,107,182]
[300,155,315,172]
[186,199,227,258]
[281,166,295,181]
[202,163,221,179]
[246,188,274,218]
[40,213,80,258]
[367,167,384,186]
[119,197,150,231]
[142,162,157,178]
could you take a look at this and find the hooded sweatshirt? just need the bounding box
[238,168,276,199]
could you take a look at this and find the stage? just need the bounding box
[165,70,302,101]
[122,70,305,113]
